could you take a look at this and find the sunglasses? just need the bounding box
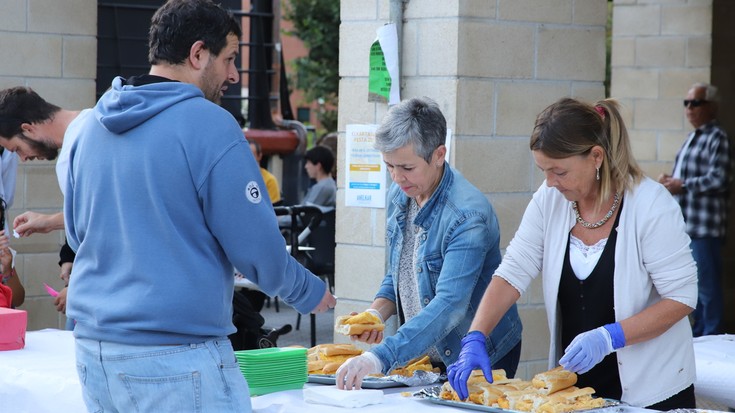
[683,99,707,108]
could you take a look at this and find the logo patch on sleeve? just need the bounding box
[246,181,262,204]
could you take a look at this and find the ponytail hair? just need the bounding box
[530,97,643,207]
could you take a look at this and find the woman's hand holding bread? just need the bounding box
[335,309,385,344]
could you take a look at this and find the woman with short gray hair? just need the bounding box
[336,97,523,390]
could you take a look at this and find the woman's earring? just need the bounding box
[596,167,600,181]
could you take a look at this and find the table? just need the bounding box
[251,385,465,412]
[693,334,735,408]
[2,330,732,413]
[0,329,85,413]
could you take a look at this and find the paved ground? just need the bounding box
[259,297,335,348]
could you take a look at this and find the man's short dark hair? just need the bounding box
[148,0,243,65]
[248,139,262,155]
[304,145,334,175]
[0,86,61,139]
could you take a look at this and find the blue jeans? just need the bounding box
[690,237,723,336]
[75,337,251,413]
[493,340,522,379]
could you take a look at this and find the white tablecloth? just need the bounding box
[1,330,732,412]
[0,329,85,413]
[252,386,463,412]
[693,334,735,407]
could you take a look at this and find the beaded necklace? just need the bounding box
[572,192,620,229]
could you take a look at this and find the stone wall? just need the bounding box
[337,0,608,379]
[611,0,735,330]
[0,0,97,329]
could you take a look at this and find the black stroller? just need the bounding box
[229,288,292,350]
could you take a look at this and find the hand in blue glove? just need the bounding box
[560,323,625,374]
[446,331,492,401]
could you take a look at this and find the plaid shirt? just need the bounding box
[673,120,731,238]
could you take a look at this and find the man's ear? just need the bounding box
[188,40,209,70]
[20,122,34,135]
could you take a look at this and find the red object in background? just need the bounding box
[0,307,27,350]
[244,129,300,156]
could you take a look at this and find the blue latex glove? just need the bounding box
[446,331,492,401]
[560,323,625,374]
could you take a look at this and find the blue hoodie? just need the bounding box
[64,77,326,345]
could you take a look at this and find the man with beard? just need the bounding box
[0,86,89,326]
[0,86,88,235]
[64,1,334,412]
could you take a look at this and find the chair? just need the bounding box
[274,205,334,347]
[301,207,335,292]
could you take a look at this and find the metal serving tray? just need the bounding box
[414,385,632,413]
[307,374,405,389]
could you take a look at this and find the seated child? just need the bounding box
[0,229,24,308]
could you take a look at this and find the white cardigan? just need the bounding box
[496,177,697,407]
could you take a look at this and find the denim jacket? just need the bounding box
[371,164,522,373]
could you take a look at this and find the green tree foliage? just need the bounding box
[283,0,339,132]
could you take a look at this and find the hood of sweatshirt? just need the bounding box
[95,76,204,134]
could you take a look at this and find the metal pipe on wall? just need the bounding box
[389,0,408,98]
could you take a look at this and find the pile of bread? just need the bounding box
[439,367,606,413]
[307,342,439,377]
[307,311,440,377]
[307,343,363,375]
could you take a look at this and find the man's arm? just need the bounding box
[13,211,64,236]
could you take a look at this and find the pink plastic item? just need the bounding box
[0,307,27,350]
[43,283,59,297]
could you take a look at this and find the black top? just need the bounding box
[558,198,624,400]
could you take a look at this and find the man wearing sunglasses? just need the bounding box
[659,82,731,337]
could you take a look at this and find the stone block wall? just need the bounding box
[0,0,97,329]
[338,0,608,380]
[611,0,735,330]
[610,0,713,178]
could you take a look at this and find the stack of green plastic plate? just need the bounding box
[235,347,308,396]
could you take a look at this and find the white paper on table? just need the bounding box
[303,386,384,408]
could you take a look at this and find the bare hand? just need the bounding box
[60,262,73,283]
[660,177,685,195]
[13,211,64,237]
[54,287,68,313]
[0,230,12,272]
[311,286,336,313]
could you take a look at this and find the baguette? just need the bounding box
[467,368,510,385]
[307,343,363,374]
[318,343,363,357]
[335,312,385,336]
[321,361,342,375]
[537,386,605,413]
[532,366,577,395]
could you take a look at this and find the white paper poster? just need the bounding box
[368,24,400,105]
[344,124,386,208]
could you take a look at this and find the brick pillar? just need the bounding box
[338,0,608,378]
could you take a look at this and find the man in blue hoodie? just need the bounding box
[63,1,336,411]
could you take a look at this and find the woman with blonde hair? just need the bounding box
[448,97,697,409]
